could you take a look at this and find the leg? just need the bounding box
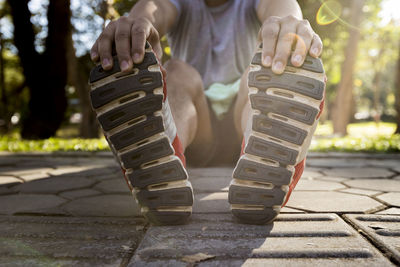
[233,67,251,139]
[229,48,326,224]
[164,59,214,152]
[164,59,216,166]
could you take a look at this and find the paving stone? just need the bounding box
[58,189,101,200]
[376,208,400,215]
[344,179,400,192]
[0,187,14,195]
[190,176,230,193]
[61,194,140,217]
[316,176,351,182]
[345,214,400,265]
[0,194,67,215]
[0,176,22,186]
[286,191,384,213]
[391,166,400,173]
[0,167,54,177]
[376,192,400,207]
[94,178,131,194]
[280,207,305,213]
[323,168,394,179]
[0,215,145,266]
[194,192,230,213]
[129,214,392,266]
[366,160,400,168]
[294,178,345,191]
[188,168,233,178]
[47,166,97,176]
[302,169,323,178]
[14,176,95,194]
[17,172,50,182]
[339,188,382,196]
[306,159,368,168]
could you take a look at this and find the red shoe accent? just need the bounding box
[240,138,246,156]
[282,158,306,207]
[316,98,325,120]
[172,135,186,168]
[121,167,133,191]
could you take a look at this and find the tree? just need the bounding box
[395,41,400,134]
[331,0,365,135]
[7,0,70,139]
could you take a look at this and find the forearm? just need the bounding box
[256,0,302,22]
[129,0,177,37]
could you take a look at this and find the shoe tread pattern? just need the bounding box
[89,44,193,225]
[230,50,325,224]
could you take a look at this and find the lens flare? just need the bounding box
[316,0,342,25]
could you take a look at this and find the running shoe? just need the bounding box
[229,47,325,224]
[89,42,193,225]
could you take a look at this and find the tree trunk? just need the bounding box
[66,32,99,138]
[331,0,365,135]
[7,0,70,139]
[395,41,400,134]
[0,32,6,132]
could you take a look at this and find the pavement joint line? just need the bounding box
[341,214,400,266]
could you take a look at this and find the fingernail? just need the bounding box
[102,58,111,68]
[133,53,141,63]
[273,61,284,73]
[263,56,272,66]
[293,54,302,64]
[121,60,129,71]
[312,47,319,56]
[91,52,98,60]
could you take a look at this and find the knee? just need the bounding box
[164,59,204,98]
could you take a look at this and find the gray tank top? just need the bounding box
[167,0,261,88]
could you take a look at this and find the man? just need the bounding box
[89,0,325,225]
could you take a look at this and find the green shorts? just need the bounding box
[204,79,241,120]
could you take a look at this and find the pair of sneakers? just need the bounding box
[89,43,325,225]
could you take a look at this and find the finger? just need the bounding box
[131,23,150,64]
[115,17,133,72]
[273,16,297,74]
[309,34,323,58]
[260,16,280,67]
[148,27,162,60]
[291,20,313,67]
[90,40,100,62]
[98,21,117,70]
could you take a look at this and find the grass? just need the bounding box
[0,122,399,153]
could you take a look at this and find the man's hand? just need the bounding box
[259,15,323,74]
[90,16,162,72]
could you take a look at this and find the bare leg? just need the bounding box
[233,67,251,139]
[164,59,214,154]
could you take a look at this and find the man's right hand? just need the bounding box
[90,16,162,72]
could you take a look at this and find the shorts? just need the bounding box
[186,80,242,167]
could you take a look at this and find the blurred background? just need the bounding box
[0,0,399,153]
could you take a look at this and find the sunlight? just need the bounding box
[379,0,400,25]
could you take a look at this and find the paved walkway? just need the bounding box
[0,152,399,266]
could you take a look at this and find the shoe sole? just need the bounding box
[89,45,193,225]
[229,51,325,224]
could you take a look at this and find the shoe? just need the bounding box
[88,42,193,225]
[229,48,325,224]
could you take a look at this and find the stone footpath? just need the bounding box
[0,152,399,266]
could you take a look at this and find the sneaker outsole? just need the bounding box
[89,44,193,225]
[229,50,325,225]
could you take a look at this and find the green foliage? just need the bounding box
[0,135,109,152]
[310,135,400,152]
